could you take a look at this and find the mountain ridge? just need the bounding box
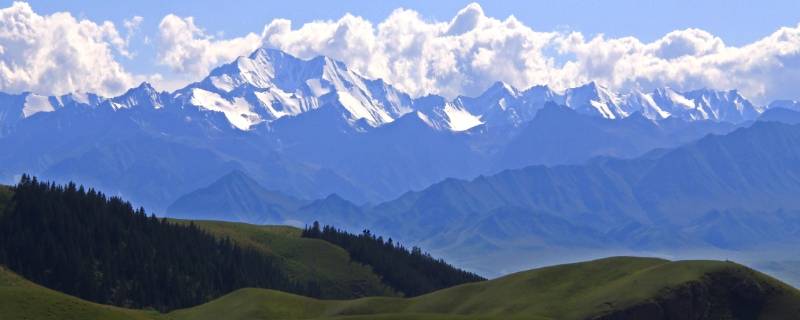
[0,48,788,134]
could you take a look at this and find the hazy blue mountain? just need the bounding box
[166,170,307,223]
[758,107,800,124]
[291,194,368,229]
[495,103,736,170]
[297,121,800,275]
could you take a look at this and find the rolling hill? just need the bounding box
[174,220,397,299]
[2,257,798,319]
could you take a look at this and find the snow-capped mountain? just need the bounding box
[174,48,414,130]
[0,91,105,135]
[105,82,170,110]
[0,48,778,135]
[414,80,769,131]
[564,82,632,119]
[651,88,763,122]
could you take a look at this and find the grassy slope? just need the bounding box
[169,257,800,320]
[1,257,798,320]
[0,266,160,320]
[174,220,397,298]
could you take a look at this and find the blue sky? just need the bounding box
[1,1,799,102]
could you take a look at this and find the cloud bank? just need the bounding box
[0,2,797,103]
[156,3,800,103]
[0,2,137,96]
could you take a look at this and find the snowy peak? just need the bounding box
[682,89,761,122]
[520,85,559,101]
[181,47,414,129]
[483,81,520,100]
[106,82,168,110]
[20,91,105,118]
[456,81,519,115]
[625,90,671,120]
[650,87,761,122]
[565,82,629,119]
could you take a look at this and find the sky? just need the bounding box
[1,0,799,103]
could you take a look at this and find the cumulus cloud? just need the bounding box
[157,2,800,103]
[0,2,138,96]
[157,14,262,76]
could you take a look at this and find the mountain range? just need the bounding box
[0,48,791,213]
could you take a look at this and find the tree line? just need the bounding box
[0,175,320,311]
[302,221,485,296]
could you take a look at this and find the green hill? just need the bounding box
[0,266,159,320]
[178,220,397,298]
[2,257,798,320]
[169,257,800,320]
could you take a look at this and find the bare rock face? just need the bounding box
[592,269,772,320]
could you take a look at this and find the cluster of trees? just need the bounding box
[0,175,319,312]
[302,221,485,296]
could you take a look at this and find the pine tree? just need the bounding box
[0,176,312,311]
[302,221,485,296]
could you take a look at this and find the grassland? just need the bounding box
[0,266,161,320]
[2,257,798,320]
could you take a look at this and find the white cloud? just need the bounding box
[157,3,800,103]
[157,14,261,77]
[0,2,138,96]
